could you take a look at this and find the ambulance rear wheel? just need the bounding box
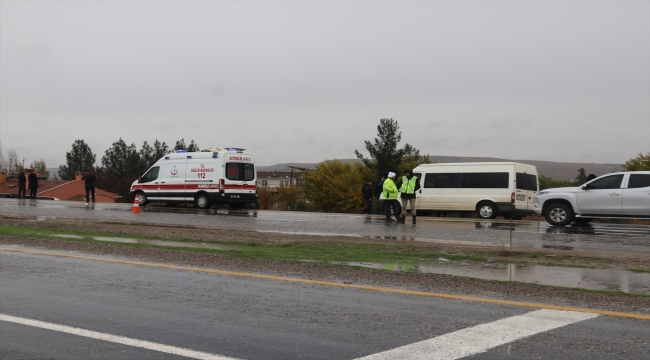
[195,194,211,209]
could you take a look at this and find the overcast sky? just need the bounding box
[1,1,648,168]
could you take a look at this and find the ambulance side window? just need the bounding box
[226,163,241,180]
[243,164,255,181]
[141,167,160,183]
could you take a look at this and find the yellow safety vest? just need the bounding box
[399,176,417,194]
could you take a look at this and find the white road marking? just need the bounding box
[0,314,241,360]
[355,309,598,360]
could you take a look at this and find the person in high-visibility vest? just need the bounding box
[398,169,421,224]
[383,172,399,222]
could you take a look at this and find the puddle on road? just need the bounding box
[344,260,650,295]
[51,234,237,250]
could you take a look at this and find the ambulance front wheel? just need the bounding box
[136,192,148,206]
[195,194,211,209]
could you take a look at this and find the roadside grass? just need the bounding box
[0,224,484,264]
[630,268,650,274]
[1,224,646,272]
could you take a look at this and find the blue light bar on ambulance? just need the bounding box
[212,152,218,158]
[175,149,188,153]
[164,156,169,160]
[226,147,245,151]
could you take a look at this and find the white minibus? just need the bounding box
[412,162,538,219]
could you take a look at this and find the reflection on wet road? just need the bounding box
[2,199,650,255]
[346,260,650,295]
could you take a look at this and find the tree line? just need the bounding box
[55,138,199,200]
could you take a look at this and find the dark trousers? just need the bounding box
[18,184,26,198]
[29,188,37,199]
[384,199,399,219]
[85,185,96,202]
[363,199,372,214]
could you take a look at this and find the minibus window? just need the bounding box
[243,164,255,181]
[526,174,538,191]
[516,173,527,191]
[516,173,537,191]
[424,173,461,188]
[460,172,509,188]
[226,163,240,180]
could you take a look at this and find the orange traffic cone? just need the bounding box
[131,194,141,213]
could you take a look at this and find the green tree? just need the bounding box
[30,159,50,178]
[256,186,276,210]
[98,138,142,199]
[539,174,573,190]
[575,167,587,184]
[276,184,301,211]
[355,118,428,179]
[58,140,96,180]
[174,138,199,152]
[623,153,650,171]
[303,160,371,213]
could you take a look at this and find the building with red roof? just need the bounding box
[1,171,116,202]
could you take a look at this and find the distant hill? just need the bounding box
[258,156,622,180]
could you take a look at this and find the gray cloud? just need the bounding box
[1,1,648,168]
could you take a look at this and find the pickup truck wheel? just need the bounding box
[476,202,498,219]
[545,203,573,226]
[195,194,211,209]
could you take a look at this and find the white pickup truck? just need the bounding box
[534,171,650,226]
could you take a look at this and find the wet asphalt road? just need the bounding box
[2,249,649,360]
[1,199,649,255]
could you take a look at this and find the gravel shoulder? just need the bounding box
[1,216,650,317]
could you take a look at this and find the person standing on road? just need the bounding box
[27,170,38,199]
[18,169,27,199]
[398,169,420,224]
[374,173,387,214]
[82,170,97,203]
[382,172,399,222]
[361,180,373,214]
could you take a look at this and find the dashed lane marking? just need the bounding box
[354,309,598,360]
[2,247,649,321]
[0,314,240,360]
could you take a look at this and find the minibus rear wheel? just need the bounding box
[476,202,498,219]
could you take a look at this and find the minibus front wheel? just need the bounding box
[476,202,498,219]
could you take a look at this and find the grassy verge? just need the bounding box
[630,268,650,274]
[0,223,647,272]
[0,224,484,264]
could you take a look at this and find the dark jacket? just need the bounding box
[27,172,38,189]
[373,180,385,198]
[82,173,97,186]
[18,172,26,184]
[362,184,373,200]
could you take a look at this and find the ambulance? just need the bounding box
[129,148,257,209]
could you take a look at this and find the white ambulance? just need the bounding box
[129,148,257,209]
